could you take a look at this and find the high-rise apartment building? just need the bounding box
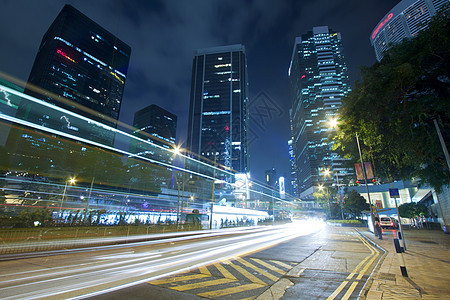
[187,45,249,174]
[371,0,447,61]
[23,4,131,146]
[289,26,351,200]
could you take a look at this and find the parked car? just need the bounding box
[379,217,398,229]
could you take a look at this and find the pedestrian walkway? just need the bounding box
[358,227,450,299]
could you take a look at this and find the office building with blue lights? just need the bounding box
[187,45,249,174]
[289,26,351,200]
[22,4,131,146]
[128,104,177,189]
[6,4,131,178]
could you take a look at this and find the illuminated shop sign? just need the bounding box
[371,13,393,40]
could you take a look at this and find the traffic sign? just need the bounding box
[389,188,400,198]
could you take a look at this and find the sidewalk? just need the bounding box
[359,227,450,299]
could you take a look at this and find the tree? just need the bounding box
[343,190,369,218]
[332,8,450,191]
[398,202,429,219]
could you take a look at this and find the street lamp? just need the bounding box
[59,177,76,222]
[328,117,376,234]
[318,184,331,217]
[355,132,377,235]
[173,145,186,227]
[323,168,344,220]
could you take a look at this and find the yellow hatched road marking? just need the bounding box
[224,259,267,286]
[250,258,286,274]
[198,265,211,276]
[214,262,237,280]
[342,281,359,300]
[171,277,236,291]
[197,283,264,298]
[148,273,208,285]
[270,260,294,269]
[236,257,279,281]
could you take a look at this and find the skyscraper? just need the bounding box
[129,104,177,161]
[187,45,249,174]
[288,138,298,196]
[23,4,131,146]
[371,0,448,61]
[289,26,351,200]
[265,168,277,188]
[6,4,131,178]
[129,105,177,189]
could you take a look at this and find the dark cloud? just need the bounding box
[0,0,401,184]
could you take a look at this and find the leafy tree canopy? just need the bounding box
[398,202,429,219]
[333,8,450,191]
[343,190,369,217]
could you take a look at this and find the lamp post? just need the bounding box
[210,154,216,230]
[356,132,376,235]
[59,177,76,222]
[318,184,331,217]
[324,168,344,220]
[173,145,187,228]
[335,172,345,220]
[328,118,376,234]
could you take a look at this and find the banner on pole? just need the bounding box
[354,162,374,180]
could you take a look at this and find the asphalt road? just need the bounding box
[0,222,383,299]
[90,224,383,300]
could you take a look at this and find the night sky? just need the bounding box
[0,0,400,185]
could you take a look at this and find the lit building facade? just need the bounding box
[265,168,277,188]
[371,0,448,61]
[22,4,131,146]
[187,45,249,174]
[289,26,351,200]
[288,138,298,197]
[129,105,177,189]
[129,104,177,161]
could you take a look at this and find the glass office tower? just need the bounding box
[6,4,131,179]
[22,4,131,146]
[187,45,249,175]
[289,26,351,200]
[129,105,177,189]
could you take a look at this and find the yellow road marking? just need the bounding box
[198,265,211,276]
[327,280,350,300]
[327,230,382,300]
[351,236,376,274]
[224,259,267,286]
[171,277,236,291]
[197,283,264,298]
[250,258,286,274]
[270,260,294,269]
[356,236,380,276]
[214,262,237,280]
[149,273,208,285]
[236,257,279,281]
[342,281,359,300]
